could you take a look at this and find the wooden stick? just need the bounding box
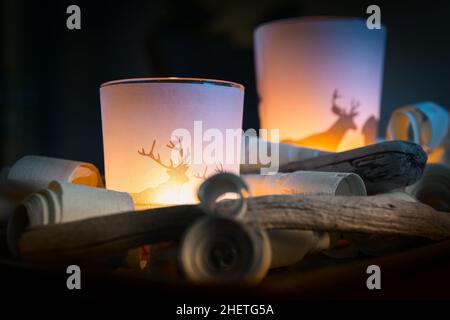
[12,194,450,263]
[10,204,203,261]
[243,195,450,239]
[279,141,427,194]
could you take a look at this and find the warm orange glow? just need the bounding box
[255,18,386,152]
[100,78,244,208]
[428,147,445,164]
[131,180,199,209]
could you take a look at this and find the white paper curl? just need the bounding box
[387,102,449,154]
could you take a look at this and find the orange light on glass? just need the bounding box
[254,17,386,151]
[100,78,244,208]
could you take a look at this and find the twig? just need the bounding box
[12,194,450,262]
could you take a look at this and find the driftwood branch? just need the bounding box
[279,141,427,194]
[243,195,450,238]
[13,194,450,262]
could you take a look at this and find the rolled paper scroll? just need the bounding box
[0,156,104,230]
[6,155,104,196]
[387,102,450,164]
[197,173,250,220]
[406,163,450,212]
[243,171,367,197]
[8,181,134,256]
[180,173,271,284]
[180,216,272,284]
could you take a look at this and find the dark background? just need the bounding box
[2,0,450,171]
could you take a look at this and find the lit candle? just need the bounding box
[100,78,244,208]
[254,17,386,151]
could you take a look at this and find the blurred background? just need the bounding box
[2,0,450,171]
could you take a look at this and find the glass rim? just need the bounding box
[255,16,387,33]
[100,77,245,90]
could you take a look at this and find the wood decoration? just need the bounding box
[11,194,449,263]
[279,140,427,194]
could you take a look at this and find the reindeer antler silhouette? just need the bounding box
[331,90,360,118]
[331,89,343,115]
[332,89,341,102]
[349,99,360,116]
[138,140,174,169]
[138,137,189,169]
[166,136,185,157]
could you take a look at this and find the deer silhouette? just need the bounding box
[131,136,191,206]
[283,89,360,151]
